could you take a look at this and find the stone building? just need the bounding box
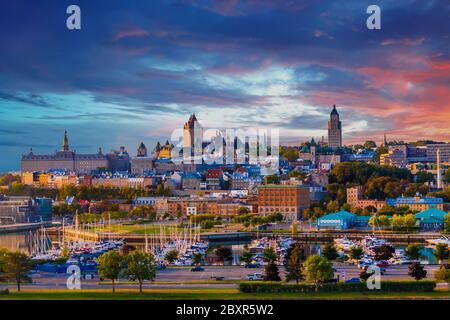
[131,142,154,174]
[21,130,108,174]
[257,184,310,221]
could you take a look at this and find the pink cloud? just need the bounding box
[381,37,426,47]
[112,28,149,42]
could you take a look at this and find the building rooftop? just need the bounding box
[415,208,448,219]
[258,184,309,189]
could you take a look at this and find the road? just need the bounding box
[1,264,443,291]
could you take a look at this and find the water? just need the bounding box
[0,231,36,254]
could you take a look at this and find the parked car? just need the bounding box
[375,260,389,268]
[245,263,261,268]
[246,273,264,280]
[190,267,205,272]
[362,266,386,275]
[357,261,372,269]
[156,264,167,270]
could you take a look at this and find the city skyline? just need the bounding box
[1,1,449,171]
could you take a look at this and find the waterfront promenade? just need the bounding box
[0,222,55,235]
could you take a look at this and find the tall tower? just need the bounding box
[183,114,202,161]
[62,129,70,152]
[437,148,442,189]
[327,105,342,148]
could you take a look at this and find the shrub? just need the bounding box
[238,280,436,293]
[0,289,9,295]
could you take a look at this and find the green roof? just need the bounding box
[415,208,448,219]
[419,217,444,224]
[354,216,371,222]
[300,145,310,153]
[334,210,355,218]
[318,213,347,221]
[318,210,355,221]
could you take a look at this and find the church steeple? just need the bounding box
[62,129,70,152]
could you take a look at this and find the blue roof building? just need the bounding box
[415,208,448,231]
[317,210,356,230]
[386,194,444,211]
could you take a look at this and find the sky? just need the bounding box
[0,0,449,171]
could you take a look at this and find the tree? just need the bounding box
[285,242,305,266]
[164,250,179,264]
[215,247,232,265]
[240,250,253,266]
[304,255,334,291]
[126,251,156,293]
[415,171,434,184]
[444,168,450,184]
[404,214,417,231]
[155,183,171,196]
[285,244,305,284]
[288,170,306,180]
[264,261,281,281]
[359,268,374,282]
[349,247,364,261]
[405,244,422,261]
[375,146,389,163]
[321,244,338,261]
[373,244,395,261]
[0,248,8,279]
[434,266,450,288]
[97,250,124,293]
[434,243,450,264]
[262,247,277,263]
[326,200,340,213]
[192,253,203,266]
[2,251,32,292]
[237,207,250,214]
[363,140,377,149]
[60,246,70,259]
[408,263,427,281]
[390,214,404,230]
[264,175,280,184]
[280,148,300,162]
[290,220,298,234]
[444,213,450,233]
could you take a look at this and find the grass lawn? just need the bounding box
[89,223,242,235]
[1,288,450,300]
[89,224,190,235]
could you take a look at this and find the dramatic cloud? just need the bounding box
[0,0,449,171]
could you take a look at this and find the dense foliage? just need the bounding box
[239,281,436,293]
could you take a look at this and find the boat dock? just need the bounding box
[45,228,444,245]
[280,232,444,244]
